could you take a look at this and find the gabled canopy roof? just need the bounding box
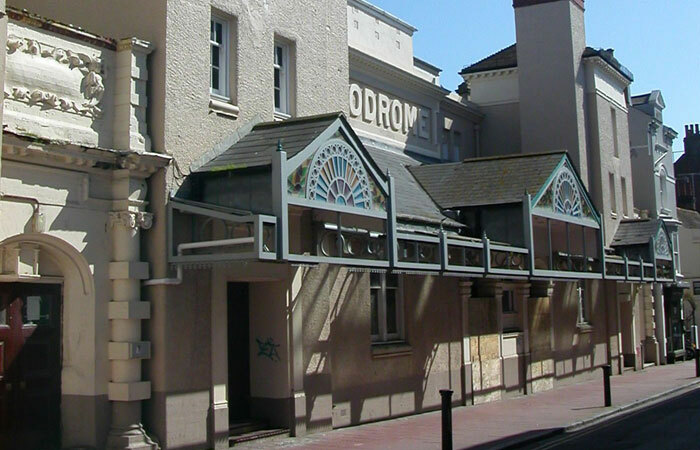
[611,218,673,260]
[611,219,663,247]
[195,113,348,172]
[364,145,459,227]
[409,151,565,209]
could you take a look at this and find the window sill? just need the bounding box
[274,110,291,122]
[209,97,239,119]
[371,342,412,359]
[610,212,618,220]
[577,322,594,333]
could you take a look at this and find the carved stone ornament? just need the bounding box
[109,211,153,230]
[5,34,105,118]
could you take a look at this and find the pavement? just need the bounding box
[238,360,700,450]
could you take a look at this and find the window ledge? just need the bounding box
[371,342,412,359]
[274,111,291,122]
[610,212,618,220]
[577,322,594,333]
[209,97,239,119]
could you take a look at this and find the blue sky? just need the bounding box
[369,0,699,157]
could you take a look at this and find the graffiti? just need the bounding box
[256,337,281,362]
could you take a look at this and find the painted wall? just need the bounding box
[0,159,114,448]
[585,89,634,246]
[347,0,414,74]
[299,266,463,431]
[550,281,611,385]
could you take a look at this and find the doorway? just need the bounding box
[228,282,251,425]
[0,283,62,450]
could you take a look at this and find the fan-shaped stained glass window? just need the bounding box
[306,140,372,210]
[655,227,672,259]
[553,168,582,218]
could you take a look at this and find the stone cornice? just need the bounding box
[584,56,632,88]
[6,6,117,50]
[2,131,171,177]
[463,67,518,82]
[513,0,584,11]
[349,48,449,99]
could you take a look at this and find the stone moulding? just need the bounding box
[109,211,154,230]
[5,33,105,119]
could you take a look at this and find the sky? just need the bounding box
[369,0,700,158]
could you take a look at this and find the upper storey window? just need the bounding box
[210,16,228,98]
[274,42,290,116]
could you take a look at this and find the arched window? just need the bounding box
[659,166,667,210]
[306,140,373,210]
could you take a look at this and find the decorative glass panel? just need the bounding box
[534,162,595,221]
[289,139,387,212]
[655,227,672,259]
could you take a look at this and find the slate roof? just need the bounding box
[678,208,700,230]
[195,113,342,172]
[364,146,459,226]
[460,44,633,82]
[610,219,661,247]
[459,44,517,75]
[408,152,565,209]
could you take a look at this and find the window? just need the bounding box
[609,173,617,215]
[274,42,290,115]
[370,273,403,342]
[210,16,229,97]
[453,131,462,161]
[621,177,628,217]
[611,107,619,157]
[694,282,700,296]
[441,128,450,161]
[576,281,590,325]
[659,167,667,210]
[502,290,516,314]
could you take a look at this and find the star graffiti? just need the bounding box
[256,337,281,362]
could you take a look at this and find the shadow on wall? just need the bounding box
[318,273,462,429]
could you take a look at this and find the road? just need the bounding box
[524,387,700,450]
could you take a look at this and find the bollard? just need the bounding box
[440,389,453,450]
[696,349,699,378]
[603,364,612,407]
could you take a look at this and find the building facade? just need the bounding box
[0,0,681,449]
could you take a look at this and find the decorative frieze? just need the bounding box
[109,211,153,230]
[5,33,105,118]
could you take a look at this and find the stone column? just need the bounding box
[458,280,473,405]
[106,169,157,449]
[528,281,555,393]
[113,38,153,153]
[653,283,667,365]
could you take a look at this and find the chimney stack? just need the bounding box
[685,123,700,155]
[514,0,589,184]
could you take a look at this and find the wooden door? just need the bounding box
[228,282,251,423]
[0,283,62,450]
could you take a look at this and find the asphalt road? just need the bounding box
[525,387,700,450]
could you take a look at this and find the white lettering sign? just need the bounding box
[348,83,427,138]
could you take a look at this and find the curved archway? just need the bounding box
[0,233,102,447]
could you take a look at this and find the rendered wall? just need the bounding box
[550,281,610,385]
[299,267,463,431]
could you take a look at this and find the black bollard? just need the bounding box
[696,349,699,378]
[440,389,453,450]
[603,364,612,407]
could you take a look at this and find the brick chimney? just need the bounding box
[514,0,589,184]
[685,124,700,155]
